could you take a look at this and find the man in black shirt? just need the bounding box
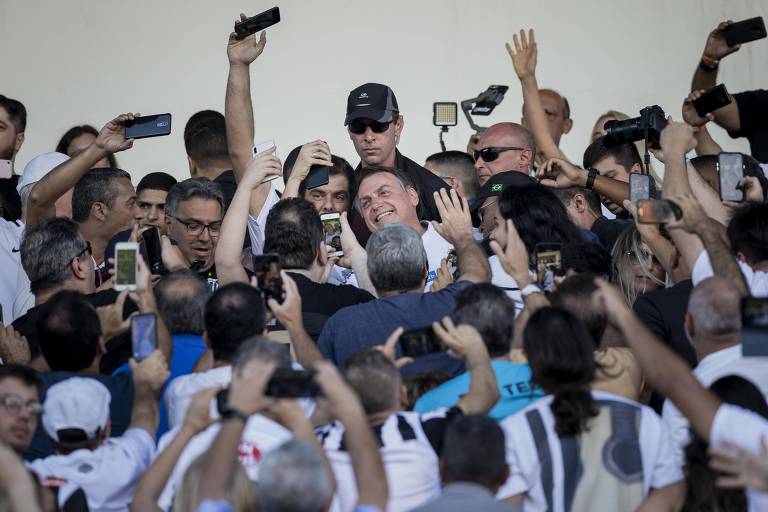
[0,94,26,221]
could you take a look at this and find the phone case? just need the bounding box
[725,17,767,47]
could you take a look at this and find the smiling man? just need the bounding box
[356,167,452,290]
[165,178,224,290]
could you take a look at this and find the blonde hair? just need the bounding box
[172,455,256,512]
[610,226,666,306]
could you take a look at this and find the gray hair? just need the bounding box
[688,276,742,336]
[164,177,224,218]
[366,222,427,293]
[258,438,333,512]
[231,336,292,372]
[71,167,132,223]
[153,270,210,335]
[20,217,88,294]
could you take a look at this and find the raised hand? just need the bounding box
[241,147,282,189]
[432,317,488,362]
[130,350,170,394]
[682,90,715,128]
[666,193,709,234]
[373,327,414,369]
[228,357,276,416]
[183,387,219,434]
[95,113,138,154]
[659,118,697,157]
[0,325,30,365]
[227,14,268,66]
[703,21,740,60]
[431,188,472,244]
[336,211,366,269]
[506,29,537,80]
[489,218,532,286]
[288,140,332,183]
[430,258,454,292]
[267,271,303,329]
[97,290,133,340]
[536,158,585,189]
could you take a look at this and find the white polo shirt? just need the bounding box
[26,428,155,512]
[0,218,33,322]
[497,390,682,512]
[692,250,768,296]
[663,345,768,460]
[156,415,291,511]
[420,222,452,292]
[247,182,281,256]
[165,366,231,430]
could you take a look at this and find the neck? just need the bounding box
[754,260,768,272]
[378,286,422,298]
[195,162,231,181]
[582,211,600,230]
[79,221,109,264]
[289,266,323,283]
[366,407,399,426]
[34,281,79,306]
[212,360,231,369]
[694,334,740,362]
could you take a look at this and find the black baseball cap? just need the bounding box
[471,171,538,210]
[344,83,399,126]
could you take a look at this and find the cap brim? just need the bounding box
[344,107,392,126]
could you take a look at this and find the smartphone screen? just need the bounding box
[320,213,343,257]
[115,243,138,290]
[131,313,157,361]
[629,173,651,203]
[724,16,767,47]
[234,7,281,39]
[141,227,165,275]
[719,153,744,202]
[0,160,12,179]
[253,254,284,303]
[741,297,768,357]
[265,369,321,398]
[693,84,732,117]
[637,200,682,224]
[305,165,330,190]
[399,327,443,358]
[124,114,172,140]
[534,242,561,288]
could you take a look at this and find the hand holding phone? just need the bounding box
[114,242,139,291]
[253,254,284,304]
[234,7,280,40]
[399,327,443,358]
[252,141,282,184]
[131,313,158,362]
[141,227,165,275]
[693,84,732,118]
[629,173,651,203]
[719,153,744,202]
[724,17,767,47]
[637,200,683,224]
[265,369,321,398]
[535,242,561,287]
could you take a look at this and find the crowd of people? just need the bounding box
[0,13,767,512]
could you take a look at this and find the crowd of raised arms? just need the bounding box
[0,11,768,512]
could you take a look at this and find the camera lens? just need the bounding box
[603,118,644,146]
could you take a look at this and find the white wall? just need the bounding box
[2,0,767,183]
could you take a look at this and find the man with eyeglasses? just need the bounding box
[473,122,537,186]
[164,178,225,291]
[0,365,43,455]
[345,83,448,242]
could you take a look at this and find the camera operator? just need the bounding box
[691,20,768,163]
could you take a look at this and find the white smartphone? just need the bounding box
[320,213,343,257]
[114,242,139,291]
[253,140,281,184]
[0,160,12,179]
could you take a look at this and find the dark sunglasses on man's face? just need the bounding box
[473,146,526,163]
[348,119,393,135]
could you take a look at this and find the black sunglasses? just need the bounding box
[473,146,527,163]
[348,119,394,135]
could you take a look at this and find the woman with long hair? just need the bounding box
[611,226,667,306]
[497,307,682,510]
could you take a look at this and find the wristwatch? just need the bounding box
[521,283,543,300]
[585,167,599,191]
[219,406,249,423]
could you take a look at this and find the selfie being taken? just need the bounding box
[1,1,768,511]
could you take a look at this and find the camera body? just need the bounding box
[604,105,667,149]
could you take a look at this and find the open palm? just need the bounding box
[506,29,537,79]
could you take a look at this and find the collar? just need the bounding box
[441,482,497,499]
[696,344,742,373]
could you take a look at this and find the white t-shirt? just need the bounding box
[663,345,768,460]
[692,250,768,297]
[247,182,281,256]
[710,403,768,512]
[421,222,452,292]
[497,390,682,512]
[318,408,461,512]
[489,255,523,315]
[0,218,33,322]
[156,415,292,511]
[165,366,232,430]
[27,428,155,512]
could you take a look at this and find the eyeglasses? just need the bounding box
[473,147,527,163]
[348,119,394,135]
[0,394,43,416]
[171,217,222,237]
[477,198,498,222]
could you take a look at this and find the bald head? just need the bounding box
[687,276,742,343]
[474,122,536,184]
[522,88,573,147]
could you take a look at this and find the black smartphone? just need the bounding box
[637,199,683,224]
[399,327,443,358]
[131,313,157,362]
[266,369,321,398]
[718,152,744,202]
[253,253,284,303]
[741,297,768,357]
[693,84,732,117]
[234,7,280,39]
[141,227,165,275]
[124,114,172,140]
[724,16,767,47]
[629,173,651,203]
[305,165,330,190]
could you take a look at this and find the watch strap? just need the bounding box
[220,407,249,423]
[585,168,598,190]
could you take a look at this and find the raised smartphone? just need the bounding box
[305,165,330,190]
[252,140,281,183]
[141,227,165,275]
[265,369,321,398]
[131,313,157,361]
[399,327,443,358]
[124,114,172,140]
[234,7,280,40]
[637,200,683,224]
[114,242,139,291]
[252,253,284,303]
[718,152,744,202]
[693,84,732,117]
[629,173,651,203]
[320,213,343,257]
[724,17,767,47]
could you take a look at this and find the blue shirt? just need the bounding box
[113,333,207,438]
[317,281,472,369]
[414,360,543,421]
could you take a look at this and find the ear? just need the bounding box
[71,255,89,281]
[630,163,643,173]
[407,186,420,208]
[318,240,328,266]
[563,118,573,135]
[684,312,695,339]
[573,193,587,213]
[520,148,534,167]
[91,202,108,222]
[187,156,197,177]
[14,131,25,154]
[399,383,408,409]
[735,251,750,265]
[394,115,404,139]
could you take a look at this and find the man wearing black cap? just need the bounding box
[345,83,447,239]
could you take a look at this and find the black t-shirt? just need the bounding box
[23,371,134,461]
[590,216,633,252]
[729,89,768,163]
[286,272,375,338]
[0,175,21,221]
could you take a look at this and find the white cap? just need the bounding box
[42,377,111,443]
[16,152,70,194]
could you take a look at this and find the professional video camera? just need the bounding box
[604,105,667,149]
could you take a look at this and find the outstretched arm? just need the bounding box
[537,158,629,208]
[507,28,568,162]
